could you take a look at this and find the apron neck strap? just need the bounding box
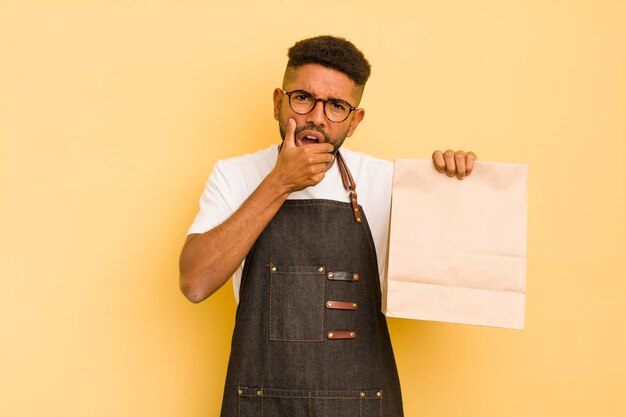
[336,151,363,224]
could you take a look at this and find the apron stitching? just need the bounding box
[268,268,326,342]
[268,268,273,339]
[282,200,353,207]
[359,395,363,417]
[270,338,324,343]
[245,394,372,399]
[357,217,378,270]
[321,274,326,341]
[268,267,273,383]
[239,245,258,301]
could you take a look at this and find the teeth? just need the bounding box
[305,135,316,140]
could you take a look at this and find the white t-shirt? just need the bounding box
[188,144,393,302]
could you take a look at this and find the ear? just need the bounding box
[273,88,283,121]
[346,108,365,137]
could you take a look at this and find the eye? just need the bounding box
[292,91,312,102]
[329,100,348,111]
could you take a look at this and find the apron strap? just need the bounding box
[336,151,363,224]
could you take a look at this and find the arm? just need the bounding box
[179,119,334,303]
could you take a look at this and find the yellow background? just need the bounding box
[1,1,625,416]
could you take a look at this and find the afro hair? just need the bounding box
[287,35,371,86]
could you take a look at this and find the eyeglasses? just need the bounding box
[281,89,356,123]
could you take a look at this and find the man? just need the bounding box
[180,36,476,416]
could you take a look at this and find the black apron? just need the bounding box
[220,153,403,416]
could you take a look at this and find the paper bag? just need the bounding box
[383,158,528,329]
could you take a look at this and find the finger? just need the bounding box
[454,151,467,180]
[313,161,331,173]
[308,142,335,154]
[307,152,335,165]
[443,149,456,177]
[281,118,297,151]
[465,151,477,176]
[432,150,445,173]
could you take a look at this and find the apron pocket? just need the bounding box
[237,387,383,417]
[268,264,325,342]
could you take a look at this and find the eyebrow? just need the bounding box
[294,89,351,103]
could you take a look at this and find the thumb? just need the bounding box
[281,118,297,151]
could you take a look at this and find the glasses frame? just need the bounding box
[281,89,357,123]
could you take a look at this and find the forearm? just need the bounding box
[179,172,290,303]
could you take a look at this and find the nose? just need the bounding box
[305,100,327,127]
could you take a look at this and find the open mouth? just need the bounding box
[296,130,325,146]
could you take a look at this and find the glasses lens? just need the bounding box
[289,91,315,114]
[324,99,351,122]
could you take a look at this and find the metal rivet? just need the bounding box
[377,391,381,397]
[256,390,262,396]
[270,266,277,272]
[318,266,324,272]
[327,272,334,279]
[353,273,360,281]
[326,301,333,308]
[352,303,358,309]
[350,332,355,337]
[354,207,359,212]
[328,332,334,338]
[356,218,362,224]
[238,389,243,395]
[360,392,366,398]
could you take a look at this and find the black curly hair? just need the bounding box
[287,35,371,86]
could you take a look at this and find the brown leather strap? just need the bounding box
[327,330,356,340]
[336,151,355,192]
[326,271,360,282]
[336,152,362,224]
[325,300,358,310]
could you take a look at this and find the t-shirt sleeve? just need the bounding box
[187,160,237,236]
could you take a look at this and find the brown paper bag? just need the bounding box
[383,158,528,329]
